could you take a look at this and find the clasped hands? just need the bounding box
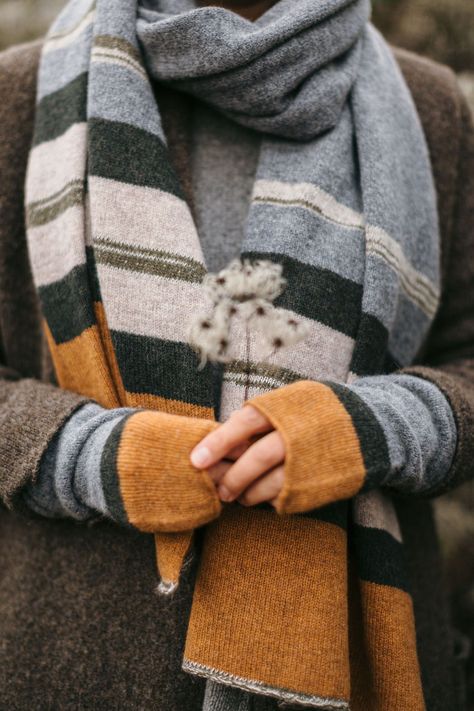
[190,405,285,508]
[119,380,364,533]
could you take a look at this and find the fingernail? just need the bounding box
[190,446,211,468]
[218,485,232,502]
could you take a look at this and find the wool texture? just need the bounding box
[190,101,260,273]
[23,403,130,520]
[24,0,445,708]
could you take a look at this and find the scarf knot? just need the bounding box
[138,0,371,139]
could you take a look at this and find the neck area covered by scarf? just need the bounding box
[26,0,439,708]
[138,0,369,140]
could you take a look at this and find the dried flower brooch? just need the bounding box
[188,259,309,386]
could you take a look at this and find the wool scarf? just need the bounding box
[26,0,440,708]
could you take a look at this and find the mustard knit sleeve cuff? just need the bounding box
[102,411,222,533]
[246,380,390,515]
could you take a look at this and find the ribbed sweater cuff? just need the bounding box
[246,380,390,515]
[102,411,222,533]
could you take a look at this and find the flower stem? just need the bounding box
[244,321,251,402]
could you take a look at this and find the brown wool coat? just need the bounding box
[0,40,472,710]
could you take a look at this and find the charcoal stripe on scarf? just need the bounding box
[26,0,439,708]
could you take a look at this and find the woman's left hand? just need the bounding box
[190,406,286,507]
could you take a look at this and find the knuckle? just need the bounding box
[218,431,233,451]
[241,405,265,425]
[224,469,248,497]
[229,408,245,423]
[213,426,236,453]
[274,434,286,459]
[233,405,264,427]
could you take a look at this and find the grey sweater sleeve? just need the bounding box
[349,372,457,496]
[22,403,134,521]
[22,371,457,523]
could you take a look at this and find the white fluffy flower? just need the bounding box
[203,259,286,305]
[237,297,271,321]
[189,258,307,366]
[261,309,311,352]
[188,300,232,368]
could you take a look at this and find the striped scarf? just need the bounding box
[26,0,440,707]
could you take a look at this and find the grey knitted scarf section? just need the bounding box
[139,0,370,140]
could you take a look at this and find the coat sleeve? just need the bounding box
[401,89,474,495]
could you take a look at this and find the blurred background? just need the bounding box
[0,0,473,704]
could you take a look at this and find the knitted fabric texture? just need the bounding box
[248,381,371,514]
[108,411,221,532]
[25,0,441,708]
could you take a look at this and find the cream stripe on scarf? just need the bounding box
[366,225,439,317]
[27,207,87,287]
[91,47,148,80]
[253,179,365,230]
[26,123,88,205]
[90,176,204,262]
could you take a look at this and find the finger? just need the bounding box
[238,466,285,507]
[190,406,272,469]
[226,440,252,461]
[217,430,285,502]
[205,442,253,484]
[207,460,232,484]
